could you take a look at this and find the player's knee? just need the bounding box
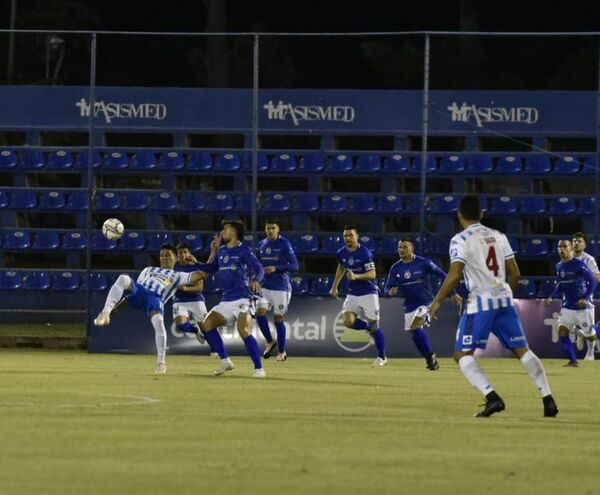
[452,351,464,364]
[116,274,132,289]
[256,307,267,317]
[367,320,378,333]
[343,315,355,327]
[274,314,285,323]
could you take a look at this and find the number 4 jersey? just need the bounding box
[449,223,515,314]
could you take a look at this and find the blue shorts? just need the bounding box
[125,282,163,316]
[455,305,528,351]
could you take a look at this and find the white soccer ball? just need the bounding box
[102,218,124,240]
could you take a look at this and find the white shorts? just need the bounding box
[342,294,380,322]
[172,300,208,323]
[404,306,430,331]
[557,307,596,338]
[210,298,254,326]
[257,289,291,316]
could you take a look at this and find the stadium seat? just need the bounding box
[95,192,121,210]
[131,151,157,170]
[378,236,401,255]
[291,276,309,295]
[89,273,109,291]
[520,196,546,215]
[19,150,45,169]
[0,191,8,208]
[320,235,345,254]
[404,195,421,213]
[298,153,325,172]
[553,156,579,174]
[47,150,73,170]
[327,154,353,173]
[490,196,518,215]
[39,191,66,210]
[103,151,129,169]
[467,155,494,174]
[496,155,522,174]
[293,193,319,212]
[147,232,174,252]
[178,233,204,253]
[439,155,466,174]
[65,191,89,210]
[179,191,206,212]
[119,231,146,251]
[159,151,185,170]
[206,193,234,212]
[379,194,403,213]
[428,236,451,256]
[412,155,437,173]
[262,193,291,213]
[91,232,117,251]
[11,190,37,209]
[321,194,347,213]
[515,278,536,299]
[537,279,556,298]
[579,197,596,215]
[62,232,87,250]
[241,153,269,172]
[549,196,576,215]
[359,235,377,252]
[292,234,319,254]
[214,153,240,172]
[581,156,597,175]
[234,193,253,213]
[53,272,80,291]
[151,191,178,211]
[525,156,551,174]
[32,231,60,250]
[0,271,22,289]
[23,271,52,290]
[122,191,150,211]
[74,150,102,169]
[382,154,409,174]
[430,195,459,214]
[188,152,213,171]
[348,194,376,213]
[0,150,17,169]
[522,238,549,257]
[355,154,381,173]
[309,276,334,296]
[4,231,31,249]
[270,153,297,173]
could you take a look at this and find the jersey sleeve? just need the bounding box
[383,265,397,294]
[362,248,375,272]
[500,234,515,260]
[243,246,265,283]
[176,271,193,287]
[586,256,600,275]
[449,236,466,264]
[275,240,299,273]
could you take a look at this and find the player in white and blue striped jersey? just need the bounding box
[429,195,558,418]
[93,244,211,375]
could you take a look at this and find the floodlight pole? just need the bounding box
[419,33,431,253]
[251,34,259,247]
[596,37,600,236]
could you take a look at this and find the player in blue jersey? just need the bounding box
[544,239,597,365]
[93,244,214,375]
[384,239,461,371]
[330,226,387,366]
[429,196,558,418]
[255,220,299,362]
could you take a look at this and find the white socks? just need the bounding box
[458,355,494,396]
[586,339,596,359]
[103,274,132,312]
[520,350,551,397]
[151,313,167,364]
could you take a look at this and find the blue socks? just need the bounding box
[275,321,286,353]
[243,335,262,369]
[411,328,434,358]
[256,315,274,343]
[177,321,197,333]
[204,330,228,359]
[352,319,369,330]
[559,335,577,363]
[371,328,386,359]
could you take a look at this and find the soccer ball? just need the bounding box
[102,218,124,240]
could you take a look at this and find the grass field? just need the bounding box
[0,349,598,495]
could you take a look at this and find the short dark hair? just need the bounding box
[222,219,245,240]
[399,238,414,247]
[160,243,177,256]
[265,219,280,226]
[459,195,482,221]
[573,231,587,243]
[176,242,191,252]
[343,225,359,234]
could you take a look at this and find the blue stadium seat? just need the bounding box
[11,190,37,209]
[206,193,234,212]
[292,234,319,254]
[430,195,459,214]
[549,196,576,215]
[439,155,466,174]
[270,153,297,173]
[404,195,420,213]
[4,231,31,249]
[359,235,377,252]
[74,150,102,169]
[47,150,73,170]
[321,194,347,213]
[24,271,52,290]
[147,232,174,252]
[309,276,334,296]
[497,156,522,174]
[522,238,549,257]
[0,150,17,169]
[119,231,146,251]
[19,150,45,169]
[537,279,556,298]
[39,191,66,210]
[32,231,60,250]
[327,154,353,173]
[554,156,579,174]
[0,271,22,289]
[579,197,596,215]
[262,193,291,213]
[214,153,240,172]
[293,193,319,212]
[291,276,309,295]
[65,191,89,210]
[348,195,376,213]
[508,238,520,254]
[382,154,409,174]
[234,193,253,213]
[188,152,213,171]
[91,232,117,251]
[103,151,129,169]
[241,153,269,172]
[520,197,546,215]
[412,155,437,173]
[378,236,401,255]
[515,279,536,299]
[581,156,597,175]
[131,151,157,170]
[95,192,121,210]
[180,192,206,212]
[89,273,109,291]
[525,156,551,174]
[53,272,80,291]
[122,191,150,211]
[320,235,345,254]
[467,155,494,174]
[379,194,403,213]
[490,196,518,215]
[428,236,451,256]
[178,233,203,253]
[0,191,8,208]
[355,154,381,173]
[298,153,325,172]
[62,232,87,250]
[151,191,178,211]
[159,151,185,170]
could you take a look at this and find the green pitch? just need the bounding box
[0,350,598,495]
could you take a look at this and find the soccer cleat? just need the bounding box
[195,327,206,345]
[563,361,579,367]
[210,352,219,359]
[276,352,287,362]
[426,353,440,371]
[584,354,595,361]
[543,395,559,417]
[93,310,111,326]
[252,368,267,378]
[262,340,278,359]
[214,358,235,376]
[475,396,506,418]
[154,362,167,375]
[372,357,388,367]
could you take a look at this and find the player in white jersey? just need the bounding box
[429,195,558,418]
[93,244,210,374]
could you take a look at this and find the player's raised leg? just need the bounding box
[94,274,132,326]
